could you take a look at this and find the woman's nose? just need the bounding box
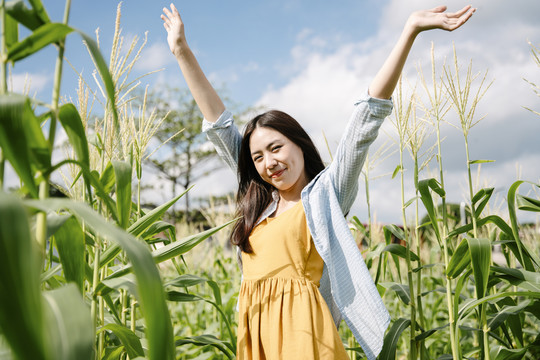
[266,155,277,169]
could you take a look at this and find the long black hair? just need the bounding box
[230,110,325,253]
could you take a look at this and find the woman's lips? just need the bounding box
[271,169,285,178]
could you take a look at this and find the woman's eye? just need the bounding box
[253,156,262,162]
[272,145,282,152]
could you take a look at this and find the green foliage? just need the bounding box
[0,2,236,359]
[0,2,539,360]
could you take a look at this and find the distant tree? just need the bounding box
[144,85,253,223]
[142,86,219,222]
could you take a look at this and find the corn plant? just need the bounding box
[0,1,236,359]
[341,43,540,360]
[374,44,540,360]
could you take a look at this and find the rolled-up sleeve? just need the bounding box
[202,109,243,174]
[326,91,393,214]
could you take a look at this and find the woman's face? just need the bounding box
[249,126,308,196]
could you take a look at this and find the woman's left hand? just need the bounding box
[406,5,476,35]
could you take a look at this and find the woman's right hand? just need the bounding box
[161,4,188,57]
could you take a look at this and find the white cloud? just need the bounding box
[10,72,49,95]
[135,42,175,71]
[254,0,540,224]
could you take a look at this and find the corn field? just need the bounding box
[0,1,539,359]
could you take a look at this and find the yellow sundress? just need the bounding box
[237,201,350,360]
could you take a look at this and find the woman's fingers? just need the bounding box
[448,5,473,19]
[163,7,173,20]
[450,7,475,30]
[161,14,171,26]
[171,3,181,18]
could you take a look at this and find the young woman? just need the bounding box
[162,4,475,359]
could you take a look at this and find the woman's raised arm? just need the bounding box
[161,4,225,122]
[369,5,476,100]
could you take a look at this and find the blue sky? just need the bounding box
[9,0,540,224]
[29,1,385,105]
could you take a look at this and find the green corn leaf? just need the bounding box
[129,186,191,237]
[454,268,473,321]
[168,292,235,352]
[524,301,540,320]
[175,335,234,359]
[414,324,449,341]
[45,213,70,240]
[165,274,209,288]
[487,300,530,332]
[58,104,92,197]
[98,324,144,359]
[54,216,85,293]
[457,292,540,327]
[5,0,45,31]
[489,346,527,360]
[350,216,368,236]
[378,282,410,305]
[7,23,72,62]
[152,218,236,265]
[27,0,50,24]
[7,23,119,139]
[383,226,402,281]
[58,104,90,168]
[412,263,441,273]
[25,198,175,360]
[447,238,470,279]
[469,159,495,165]
[106,218,236,279]
[166,275,223,306]
[467,238,491,299]
[41,159,118,221]
[491,266,540,292]
[101,294,122,325]
[96,274,138,299]
[383,224,405,241]
[101,347,124,360]
[417,178,443,243]
[5,11,19,48]
[473,187,494,218]
[112,160,132,229]
[41,264,62,283]
[379,318,411,360]
[167,291,201,302]
[516,194,540,212]
[0,94,50,197]
[392,164,402,179]
[99,162,116,194]
[100,189,191,268]
[42,284,94,360]
[471,188,486,204]
[78,31,119,134]
[507,180,539,271]
[0,192,45,359]
[403,195,419,209]
[499,235,539,273]
[140,220,175,242]
[381,244,420,261]
[471,187,493,205]
[448,215,513,238]
[497,297,524,347]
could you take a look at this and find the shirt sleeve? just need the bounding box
[202,109,243,174]
[325,91,393,214]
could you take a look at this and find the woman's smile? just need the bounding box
[249,126,308,195]
[270,169,285,178]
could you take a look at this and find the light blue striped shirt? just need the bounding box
[202,91,393,360]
